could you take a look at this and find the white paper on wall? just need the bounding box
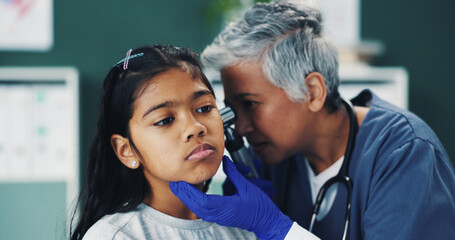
[0,0,53,51]
[316,0,360,47]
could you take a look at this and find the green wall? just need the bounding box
[0,183,67,240]
[361,0,455,163]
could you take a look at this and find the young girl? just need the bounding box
[70,44,256,239]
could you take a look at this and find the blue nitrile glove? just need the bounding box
[223,158,275,197]
[170,156,293,240]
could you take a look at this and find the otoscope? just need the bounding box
[220,106,259,178]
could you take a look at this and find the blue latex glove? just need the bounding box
[223,158,275,197]
[170,156,293,240]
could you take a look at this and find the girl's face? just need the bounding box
[127,68,224,186]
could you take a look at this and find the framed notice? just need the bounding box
[0,0,53,51]
[316,0,360,47]
[0,67,79,207]
[0,67,79,239]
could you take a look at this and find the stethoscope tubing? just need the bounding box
[308,99,358,240]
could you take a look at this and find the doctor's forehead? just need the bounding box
[221,62,272,90]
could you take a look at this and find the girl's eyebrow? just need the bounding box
[142,89,213,119]
[142,101,173,119]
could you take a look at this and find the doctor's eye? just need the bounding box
[242,100,258,109]
[196,105,214,113]
[153,117,175,126]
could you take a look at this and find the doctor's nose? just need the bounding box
[234,111,253,137]
[183,118,207,142]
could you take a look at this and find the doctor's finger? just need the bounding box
[233,161,252,175]
[169,182,210,214]
[180,182,227,209]
[222,156,249,195]
[170,181,224,209]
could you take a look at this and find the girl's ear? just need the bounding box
[111,134,140,169]
[305,72,327,112]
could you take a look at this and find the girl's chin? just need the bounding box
[192,175,215,186]
[177,179,210,192]
[200,165,220,180]
[188,172,217,186]
[175,164,220,185]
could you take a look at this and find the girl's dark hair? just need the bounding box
[70,44,214,240]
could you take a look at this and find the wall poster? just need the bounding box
[0,0,53,51]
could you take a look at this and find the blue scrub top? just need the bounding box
[264,90,455,239]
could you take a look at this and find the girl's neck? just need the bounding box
[143,182,204,220]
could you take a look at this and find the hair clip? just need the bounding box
[123,49,132,70]
[113,49,145,69]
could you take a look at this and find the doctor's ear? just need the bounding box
[111,134,140,169]
[305,72,327,112]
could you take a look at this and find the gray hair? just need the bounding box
[201,0,341,112]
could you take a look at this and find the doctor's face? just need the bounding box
[129,68,224,186]
[221,62,310,165]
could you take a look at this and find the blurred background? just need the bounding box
[0,0,454,239]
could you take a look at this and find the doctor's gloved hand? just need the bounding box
[223,158,275,198]
[169,156,293,240]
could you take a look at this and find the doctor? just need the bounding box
[170,1,455,239]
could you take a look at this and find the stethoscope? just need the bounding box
[307,99,358,240]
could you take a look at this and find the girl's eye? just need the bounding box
[153,117,175,126]
[196,105,214,113]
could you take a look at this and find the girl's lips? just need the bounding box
[186,144,215,162]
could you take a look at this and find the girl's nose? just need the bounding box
[183,116,207,142]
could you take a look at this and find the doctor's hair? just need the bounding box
[70,44,214,240]
[201,0,342,112]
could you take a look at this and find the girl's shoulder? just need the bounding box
[83,204,257,240]
[82,208,141,240]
